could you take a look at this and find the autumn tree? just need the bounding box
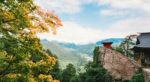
[0,0,62,82]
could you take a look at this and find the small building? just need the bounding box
[133,32,150,67]
[102,41,113,49]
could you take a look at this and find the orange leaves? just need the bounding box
[34,6,62,34]
[0,4,62,36]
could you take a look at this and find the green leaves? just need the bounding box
[61,64,76,82]
[93,46,101,64]
[75,62,112,82]
[18,0,31,2]
[0,0,60,81]
[130,69,144,82]
[0,0,4,3]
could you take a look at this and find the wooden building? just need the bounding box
[133,32,150,67]
[102,41,113,49]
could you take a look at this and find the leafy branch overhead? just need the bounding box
[0,0,62,82]
[0,0,62,35]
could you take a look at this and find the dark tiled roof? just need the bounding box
[102,41,113,44]
[135,44,150,48]
[135,33,150,48]
[101,40,113,44]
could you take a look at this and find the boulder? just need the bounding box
[98,47,140,81]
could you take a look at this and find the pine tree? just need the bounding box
[61,64,76,82]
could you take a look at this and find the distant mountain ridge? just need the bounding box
[40,38,124,69]
[40,40,88,69]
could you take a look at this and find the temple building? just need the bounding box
[102,41,113,49]
[133,32,150,67]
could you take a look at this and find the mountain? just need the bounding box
[58,38,124,56]
[40,40,89,69]
[40,38,124,69]
[59,42,96,56]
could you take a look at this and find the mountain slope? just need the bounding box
[41,40,88,69]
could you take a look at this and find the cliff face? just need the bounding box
[98,47,140,81]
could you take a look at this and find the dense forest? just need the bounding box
[46,47,112,82]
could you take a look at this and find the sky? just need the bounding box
[35,0,150,44]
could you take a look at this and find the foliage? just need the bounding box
[130,68,144,82]
[115,45,125,55]
[0,0,62,82]
[46,49,61,80]
[93,46,101,64]
[71,62,112,82]
[60,64,76,82]
[51,46,113,82]
[115,35,137,58]
[69,46,112,82]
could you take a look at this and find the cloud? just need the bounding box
[98,0,150,11]
[98,0,150,16]
[35,0,150,44]
[34,0,81,14]
[105,17,150,38]
[100,9,131,16]
[34,0,95,14]
[37,21,103,44]
[37,17,150,44]
[35,0,150,17]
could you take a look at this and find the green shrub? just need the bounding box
[130,68,144,82]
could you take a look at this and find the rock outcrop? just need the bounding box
[98,47,140,81]
[143,68,150,82]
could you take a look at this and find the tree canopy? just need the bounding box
[61,64,76,82]
[0,0,62,82]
